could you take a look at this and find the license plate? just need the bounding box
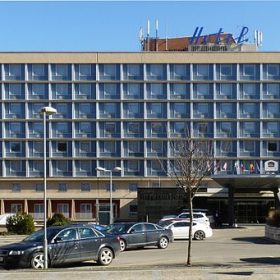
[0,257,3,262]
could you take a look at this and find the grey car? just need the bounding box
[106,222,173,251]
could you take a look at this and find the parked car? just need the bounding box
[0,213,16,226]
[106,222,173,251]
[158,212,210,226]
[0,224,120,269]
[161,219,213,240]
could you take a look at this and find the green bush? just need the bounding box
[266,209,280,227]
[47,213,70,227]
[6,213,35,235]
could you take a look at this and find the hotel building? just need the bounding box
[1,43,280,224]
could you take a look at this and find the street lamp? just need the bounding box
[40,106,57,270]
[96,166,122,224]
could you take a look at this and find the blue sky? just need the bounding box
[0,1,279,51]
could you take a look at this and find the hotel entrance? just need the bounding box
[235,199,274,224]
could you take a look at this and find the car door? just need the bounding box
[78,227,101,260]
[50,228,80,264]
[145,223,160,244]
[125,223,146,247]
[172,222,189,239]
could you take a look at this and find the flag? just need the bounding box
[223,162,227,170]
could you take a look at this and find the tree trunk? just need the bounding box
[187,190,193,266]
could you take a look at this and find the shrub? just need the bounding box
[266,209,280,227]
[47,213,70,227]
[6,213,35,235]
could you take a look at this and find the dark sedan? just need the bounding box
[106,222,173,251]
[0,224,120,269]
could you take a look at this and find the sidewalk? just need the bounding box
[1,264,280,280]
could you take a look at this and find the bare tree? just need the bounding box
[166,137,215,266]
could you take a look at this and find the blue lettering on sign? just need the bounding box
[190,26,249,45]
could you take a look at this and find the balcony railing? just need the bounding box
[75,212,94,220]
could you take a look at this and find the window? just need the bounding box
[79,227,96,239]
[100,64,118,80]
[148,64,165,79]
[150,122,165,136]
[35,183,44,192]
[34,204,44,219]
[104,122,116,135]
[29,64,48,80]
[128,141,140,154]
[12,183,21,192]
[149,83,164,98]
[145,224,156,231]
[76,64,94,80]
[79,122,92,135]
[219,83,233,97]
[131,224,144,232]
[127,122,140,136]
[5,64,24,80]
[57,142,67,152]
[243,64,256,77]
[126,83,141,98]
[243,141,255,152]
[103,84,118,99]
[75,84,93,99]
[220,64,233,77]
[79,142,91,154]
[171,64,188,79]
[9,142,21,153]
[6,83,24,98]
[11,203,22,213]
[196,64,209,78]
[29,84,47,99]
[54,103,69,118]
[126,160,140,173]
[129,204,138,216]
[81,183,91,192]
[52,64,71,80]
[57,228,77,241]
[58,183,67,192]
[268,142,278,152]
[196,84,209,98]
[53,84,71,99]
[126,64,142,79]
[171,84,187,98]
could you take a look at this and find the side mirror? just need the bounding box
[54,237,62,243]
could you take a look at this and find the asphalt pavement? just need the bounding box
[0,225,279,280]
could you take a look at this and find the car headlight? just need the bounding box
[8,250,25,255]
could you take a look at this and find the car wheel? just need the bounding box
[158,236,169,249]
[119,239,126,252]
[31,252,45,269]
[97,247,113,266]
[194,230,205,240]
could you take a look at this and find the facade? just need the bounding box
[0,51,280,224]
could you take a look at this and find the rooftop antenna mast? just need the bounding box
[254,30,263,49]
[139,27,144,51]
[155,19,159,51]
[147,19,150,51]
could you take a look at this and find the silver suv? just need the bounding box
[159,212,210,226]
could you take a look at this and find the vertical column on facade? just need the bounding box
[0,199,5,214]
[228,185,235,226]
[24,64,29,177]
[259,65,263,173]
[95,198,99,224]
[47,199,52,218]
[24,199,28,214]
[71,199,76,220]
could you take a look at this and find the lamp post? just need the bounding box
[96,166,122,224]
[40,106,57,270]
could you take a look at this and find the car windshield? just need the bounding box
[106,223,134,234]
[23,228,61,242]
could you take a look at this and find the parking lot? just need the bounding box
[0,225,280,279]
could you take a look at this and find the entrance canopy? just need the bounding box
[211,175,280,191]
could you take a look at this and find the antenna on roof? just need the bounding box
[139,27,144,50]
[155,19,159,38]
[254,30,263,48]
[147,19,150,51]
[155,19,159,51]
